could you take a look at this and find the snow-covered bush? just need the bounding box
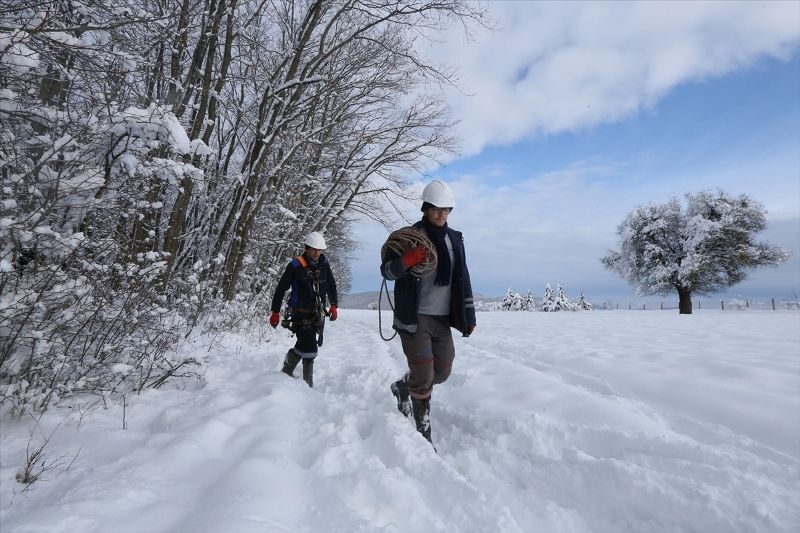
[781,292,800,311]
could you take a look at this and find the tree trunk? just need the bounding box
[678,287,693,314]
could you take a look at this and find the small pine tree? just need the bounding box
[523,290,536,311]
[502,288,520,310]
[539,283,555,311]
[577,292,593,311]
[554,283,577,311]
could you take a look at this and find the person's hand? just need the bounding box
[269,311,280,328]
[467,325,476,335]
[402,246,426,269]
[329,305,338,321]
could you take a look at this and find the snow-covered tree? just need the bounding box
[577,292,593,311]
[501,287,522,310]
[602,191,789,314]
[523,290,536,311]
[538,283,555,311]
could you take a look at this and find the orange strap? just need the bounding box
[295,255,308,268]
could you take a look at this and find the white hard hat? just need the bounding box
[304,231,327,250]
[421,180,455,209]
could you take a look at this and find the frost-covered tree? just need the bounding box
[523,290,536,311]
[577,292,593,311]
[540,283,576,312]
[501,287,522,311]
[602,191,789,314]
[538,283,554,311]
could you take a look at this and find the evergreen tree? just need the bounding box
[577,292,594,311]
[539,283,555,312]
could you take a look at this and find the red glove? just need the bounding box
[329,305,338,321]
[402,246,426,269]
[269,311,280,328]
[467,325,476,335]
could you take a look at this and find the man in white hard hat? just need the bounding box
[269,231,338,388]
[379,180,476,447]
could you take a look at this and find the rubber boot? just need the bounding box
[390,374,412,418]
[302,359,314,388]
[281,349,301,377]
[411,397,432,445]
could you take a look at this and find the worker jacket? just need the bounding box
[271,253,338,316]
[380,221,476,336]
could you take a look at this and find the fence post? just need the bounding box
[628,302,631,310]
[772,298,776,311]
[721,300,724,311]
[643,302,646,310]
[699,300,701,309]
[660,301,663,310]
[616,302,619,309]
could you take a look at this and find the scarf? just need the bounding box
[421,217,451,286]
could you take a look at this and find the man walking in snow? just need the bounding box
[380,180,476,446]
[269,231,338,388]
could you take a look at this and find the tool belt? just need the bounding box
[281,307,320,333]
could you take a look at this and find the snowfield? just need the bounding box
[2,309,799,533]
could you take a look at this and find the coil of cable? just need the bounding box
[380,226,437,277]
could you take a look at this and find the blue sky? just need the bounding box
[348,1,800,303]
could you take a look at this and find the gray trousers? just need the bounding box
[399,314,455,400]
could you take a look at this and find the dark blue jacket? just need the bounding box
[380,221,476,336]
[271,253,338,315]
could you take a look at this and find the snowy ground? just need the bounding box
[1,310,799,533]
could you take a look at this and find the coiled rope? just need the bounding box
[378,227,437,341]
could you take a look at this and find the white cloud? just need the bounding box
[428,1,800,155]
[350,143,800,298]
[348,2,800,298]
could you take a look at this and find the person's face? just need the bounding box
[425,206,451,227]
[305,247,322,262]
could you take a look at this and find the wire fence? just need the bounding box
[595,298,800,311]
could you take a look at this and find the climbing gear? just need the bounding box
[421,180,455,209]
[281,350,301,377]
[390,375,412,418]
[302,359,314,388]
[304,231,327,249]
[281,254,330,346]
[378,226,437,341]
[380,226,437,277]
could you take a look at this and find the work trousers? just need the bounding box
[399,314,455,400]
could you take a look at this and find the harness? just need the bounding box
[281,254,329,346]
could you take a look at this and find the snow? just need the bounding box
[0,31,39,72]
[2,310,798,533]
[110,104,211,157]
